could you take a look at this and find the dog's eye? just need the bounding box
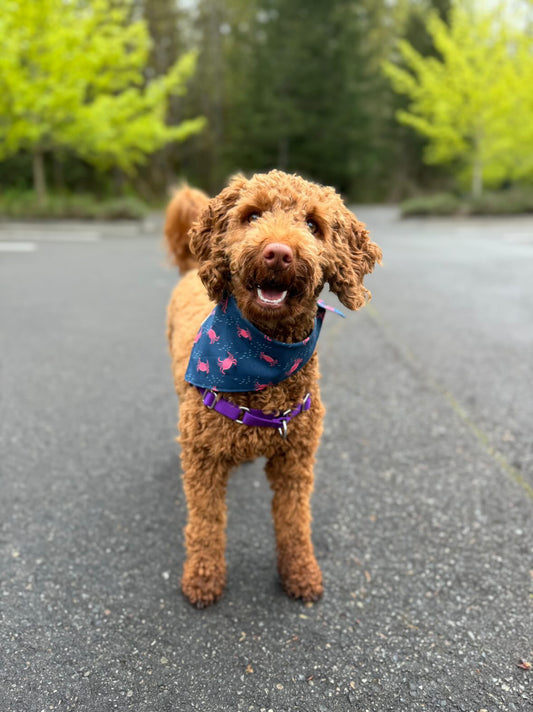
[306,218,319,235]
[247,211,261,223]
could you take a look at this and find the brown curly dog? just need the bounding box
[165,170,382,608]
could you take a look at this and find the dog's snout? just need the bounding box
[263,242,293,270]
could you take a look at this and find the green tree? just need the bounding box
[387,0,452,195]
[186,0,228,193]
[137,0,191,195]
[217,0,408,199]
[174,0,456,199]
[0,0,204,202]
[383,2,533,195]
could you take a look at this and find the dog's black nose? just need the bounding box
[263,243,293,270]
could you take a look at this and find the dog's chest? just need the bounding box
[184,356,320,464]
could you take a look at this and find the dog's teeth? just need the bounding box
[257,288,287,305]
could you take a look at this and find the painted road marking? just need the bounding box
[0,242,37,252]
[0,232,102,243]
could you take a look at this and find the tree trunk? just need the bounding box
[206,0,224,192]
[472,157,483,198]
[113,167,126,195]
[33,148,47,205]
[471,129,483,198]
[52,153,66,193]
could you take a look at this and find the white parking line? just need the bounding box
[0,232,102,242]
[0,242,37,252]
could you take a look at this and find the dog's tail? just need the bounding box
[164,184,209,274]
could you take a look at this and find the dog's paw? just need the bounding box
[181,559,226,608]
[279,559,324,602]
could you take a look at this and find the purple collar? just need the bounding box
[188,295,344,436]
[197,387,311,438]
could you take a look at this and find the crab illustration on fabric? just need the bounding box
[237,326,252,340]
[184,295,344,393]
[286,358,303,376]
[260,352,278,367]
[218,352,237,374]
[207,328,220,344]
[197,358,210,374]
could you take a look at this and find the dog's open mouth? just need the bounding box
[256,286,288,307]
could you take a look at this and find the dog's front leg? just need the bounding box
[266,444,323,602]
[180,448,231,608]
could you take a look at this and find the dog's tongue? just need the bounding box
[261,287,286,301]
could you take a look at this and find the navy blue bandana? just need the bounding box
[184,296,344,393]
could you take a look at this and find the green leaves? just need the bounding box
[215,0,406,198]
[383,2,533,194]
[0,0,204,190]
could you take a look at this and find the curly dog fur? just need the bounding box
[165,171,382,607]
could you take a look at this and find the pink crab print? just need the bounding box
[196,358,210,374]
[260,352,278,367]
[220,297,229,314]
[237,326,252,340]
[254,382,272,391]
[194,328,202,344]
[302,336,310,345]
[286,358,303,376]
[207,328,220,344]
[218,352,237,374]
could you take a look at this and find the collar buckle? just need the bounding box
[205,390,221,409]
[278,419,289,439]
[235,405,250,424]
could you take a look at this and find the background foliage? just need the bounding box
[384,2,533,196]
[0,0,204,204]
[0,0,532,208]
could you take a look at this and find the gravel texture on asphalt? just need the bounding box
[1,212,531,711]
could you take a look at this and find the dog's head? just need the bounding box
[190,170,382,331]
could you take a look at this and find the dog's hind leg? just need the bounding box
[265,442,324,602]
[180,451,231,608]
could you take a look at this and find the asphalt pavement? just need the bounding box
[1,209,532,712]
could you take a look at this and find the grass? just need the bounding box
[401,187,533,217]
[0,190,150,220]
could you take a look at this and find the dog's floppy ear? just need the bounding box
[189,174,248,302]
[327,205,382,310]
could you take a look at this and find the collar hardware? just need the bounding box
[197,387,311,438]
[235,405,251,424]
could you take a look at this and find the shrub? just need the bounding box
[401,188,533,217]
[401,193,462,216]
[0,190,149,220]
[468,189,533,215]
